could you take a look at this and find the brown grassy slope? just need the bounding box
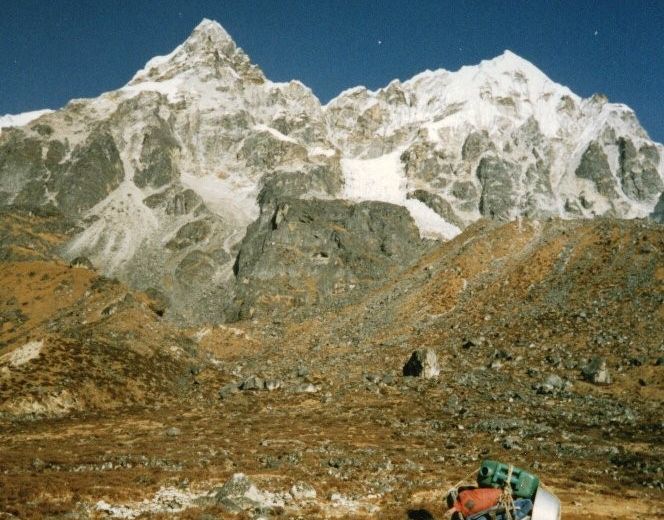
[0,216,661,518]
[293,218,663,371]
[262,217,664,516]
[0,208,76,262]
[0,258,203,417]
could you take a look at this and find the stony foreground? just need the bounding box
[0,217,663,518]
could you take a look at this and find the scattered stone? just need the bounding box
[31,458,46,471]
[95,500,136,518]
[264,379,282,391]
[290,482,316,500]
[488,359,503,370]
[293,383,319,394]
[165,427,182,437]
[582,357,612,385]
[502,435,522,450]
[534,374,567,395]
[96,486,200,518]
[563,359,578,370]
[462,337,484,349]
[219,383,240,399]
[213,473,262,512]
[546,354,562,367]
[240,376,265,391]
[402,348,440,379]
[493,349,513,361]
[213,473,285,514]
[381,374,396,385]
[445,395,465,416]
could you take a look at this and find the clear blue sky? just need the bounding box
[2,1,663,142]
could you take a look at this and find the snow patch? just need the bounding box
[341,151,460,239]
[120,78,184,103]
[180,171,259,225]
[309,146,337,158]
[130,47,183,83]
[254,123,299,143]
[327,48,581,141]
[404,199,461,240]
[342,151,405,204]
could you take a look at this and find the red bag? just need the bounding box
[453,488,502,516]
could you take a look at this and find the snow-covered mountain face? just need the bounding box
[1,19,662,322]
[327,50,663,229]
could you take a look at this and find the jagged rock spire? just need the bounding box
[129,18,263,85]
[182,18,236,56]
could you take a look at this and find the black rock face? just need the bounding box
[0,127,125,216]
[617,138,663,201]
[575,141,618,199]
[229,197,427,319]
[477,156,517,220]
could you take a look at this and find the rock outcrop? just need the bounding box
[403,349,440,379]
[229,197,426,319]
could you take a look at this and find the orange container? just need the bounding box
[454,488,502,516]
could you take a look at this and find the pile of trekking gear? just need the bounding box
[445,460,561,520]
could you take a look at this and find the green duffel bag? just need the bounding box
[477,460,540,500]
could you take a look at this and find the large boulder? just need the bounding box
[213,473,269,513]
[581,356,612,385]
[403,348,440,379]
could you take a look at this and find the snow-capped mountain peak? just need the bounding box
[128,17,261,88]
[327,48,579,145]
[0,19,662,322]
[481,49,558,80]
[190,17,234,42]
